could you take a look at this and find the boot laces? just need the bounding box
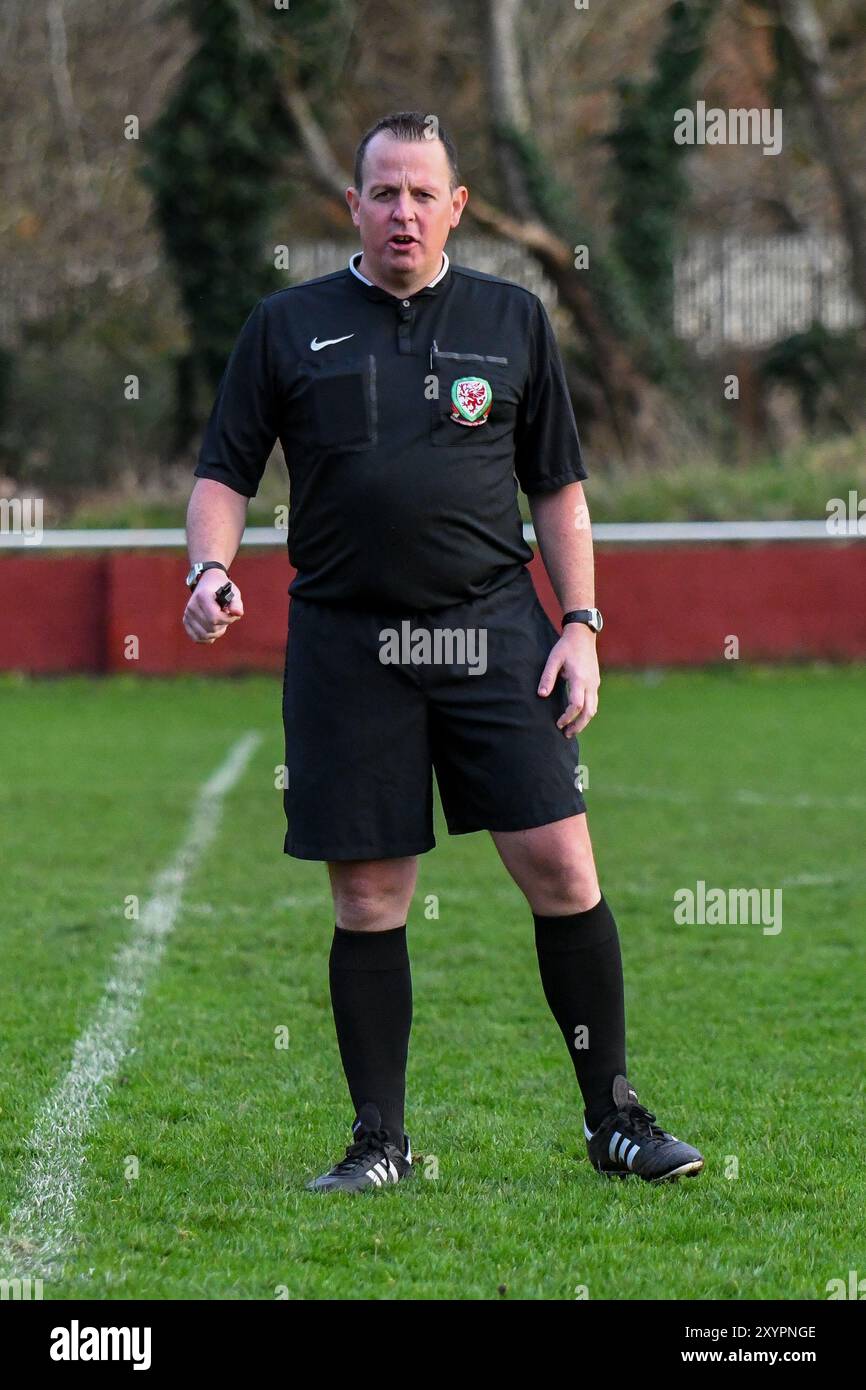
[330,1126,393,1176]
[621,1101,667,1141]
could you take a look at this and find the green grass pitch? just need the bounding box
[0,665,863,1300]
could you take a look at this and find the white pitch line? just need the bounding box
[0,731,261,1286]
[602,784,866,811]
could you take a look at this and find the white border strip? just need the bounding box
[0,731,261,1286]
[0,519,856,549]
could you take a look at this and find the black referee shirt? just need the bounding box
[194,251,587,611]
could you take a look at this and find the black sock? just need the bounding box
[328,923,412,1148]
[533,894,627,1130]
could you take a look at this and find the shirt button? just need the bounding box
[402,300,410,307]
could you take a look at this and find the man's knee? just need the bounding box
[327,857,417,931]
[512,828,600,915]
[532,849,599,915]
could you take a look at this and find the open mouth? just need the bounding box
[388,235,417,248]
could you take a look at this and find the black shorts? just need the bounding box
[282,566,587,860]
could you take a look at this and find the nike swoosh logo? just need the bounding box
[310,334,354,351]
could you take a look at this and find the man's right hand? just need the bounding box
[183,570,245,644]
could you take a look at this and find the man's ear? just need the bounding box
[346,187,360,224]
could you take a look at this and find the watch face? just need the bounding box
[186,563,202,588]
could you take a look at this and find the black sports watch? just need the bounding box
[186,560,229,591]
[562,607,603,634]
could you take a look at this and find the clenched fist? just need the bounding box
[183,570,245,644]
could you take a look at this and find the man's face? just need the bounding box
[347,133,468,290]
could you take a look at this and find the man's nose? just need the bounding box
[392,190,415,222]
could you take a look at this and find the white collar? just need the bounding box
[349,250,449,289]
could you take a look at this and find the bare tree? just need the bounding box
[483,0,690,460]
[769,0,866,323]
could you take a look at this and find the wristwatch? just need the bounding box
[562,607,604,634]
[186,561,229,591]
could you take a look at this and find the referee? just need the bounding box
[184,111,703,1190]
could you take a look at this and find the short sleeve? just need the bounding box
[194,300,279,499]
[513,298,587,494]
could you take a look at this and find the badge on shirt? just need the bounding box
[450,376,492,426]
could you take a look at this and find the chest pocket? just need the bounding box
[429,351,519,446]
[305,353,377,451]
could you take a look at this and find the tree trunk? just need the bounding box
[771,0,866,324]
[483,0,681,460]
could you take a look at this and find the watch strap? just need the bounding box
[188,560,229,589]
[561,608,602,633]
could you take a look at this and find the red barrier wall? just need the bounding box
[2,544,864,673]
[532,544,866,664]
[0,554,109,673]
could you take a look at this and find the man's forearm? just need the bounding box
[527,481,595,613]
[186,478,249,567]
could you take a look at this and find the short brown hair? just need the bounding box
[353,111,460,193]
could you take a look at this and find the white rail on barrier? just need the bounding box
[0,519,858,549]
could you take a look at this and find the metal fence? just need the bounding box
[2,233,862,355]
[674,232,863,353]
